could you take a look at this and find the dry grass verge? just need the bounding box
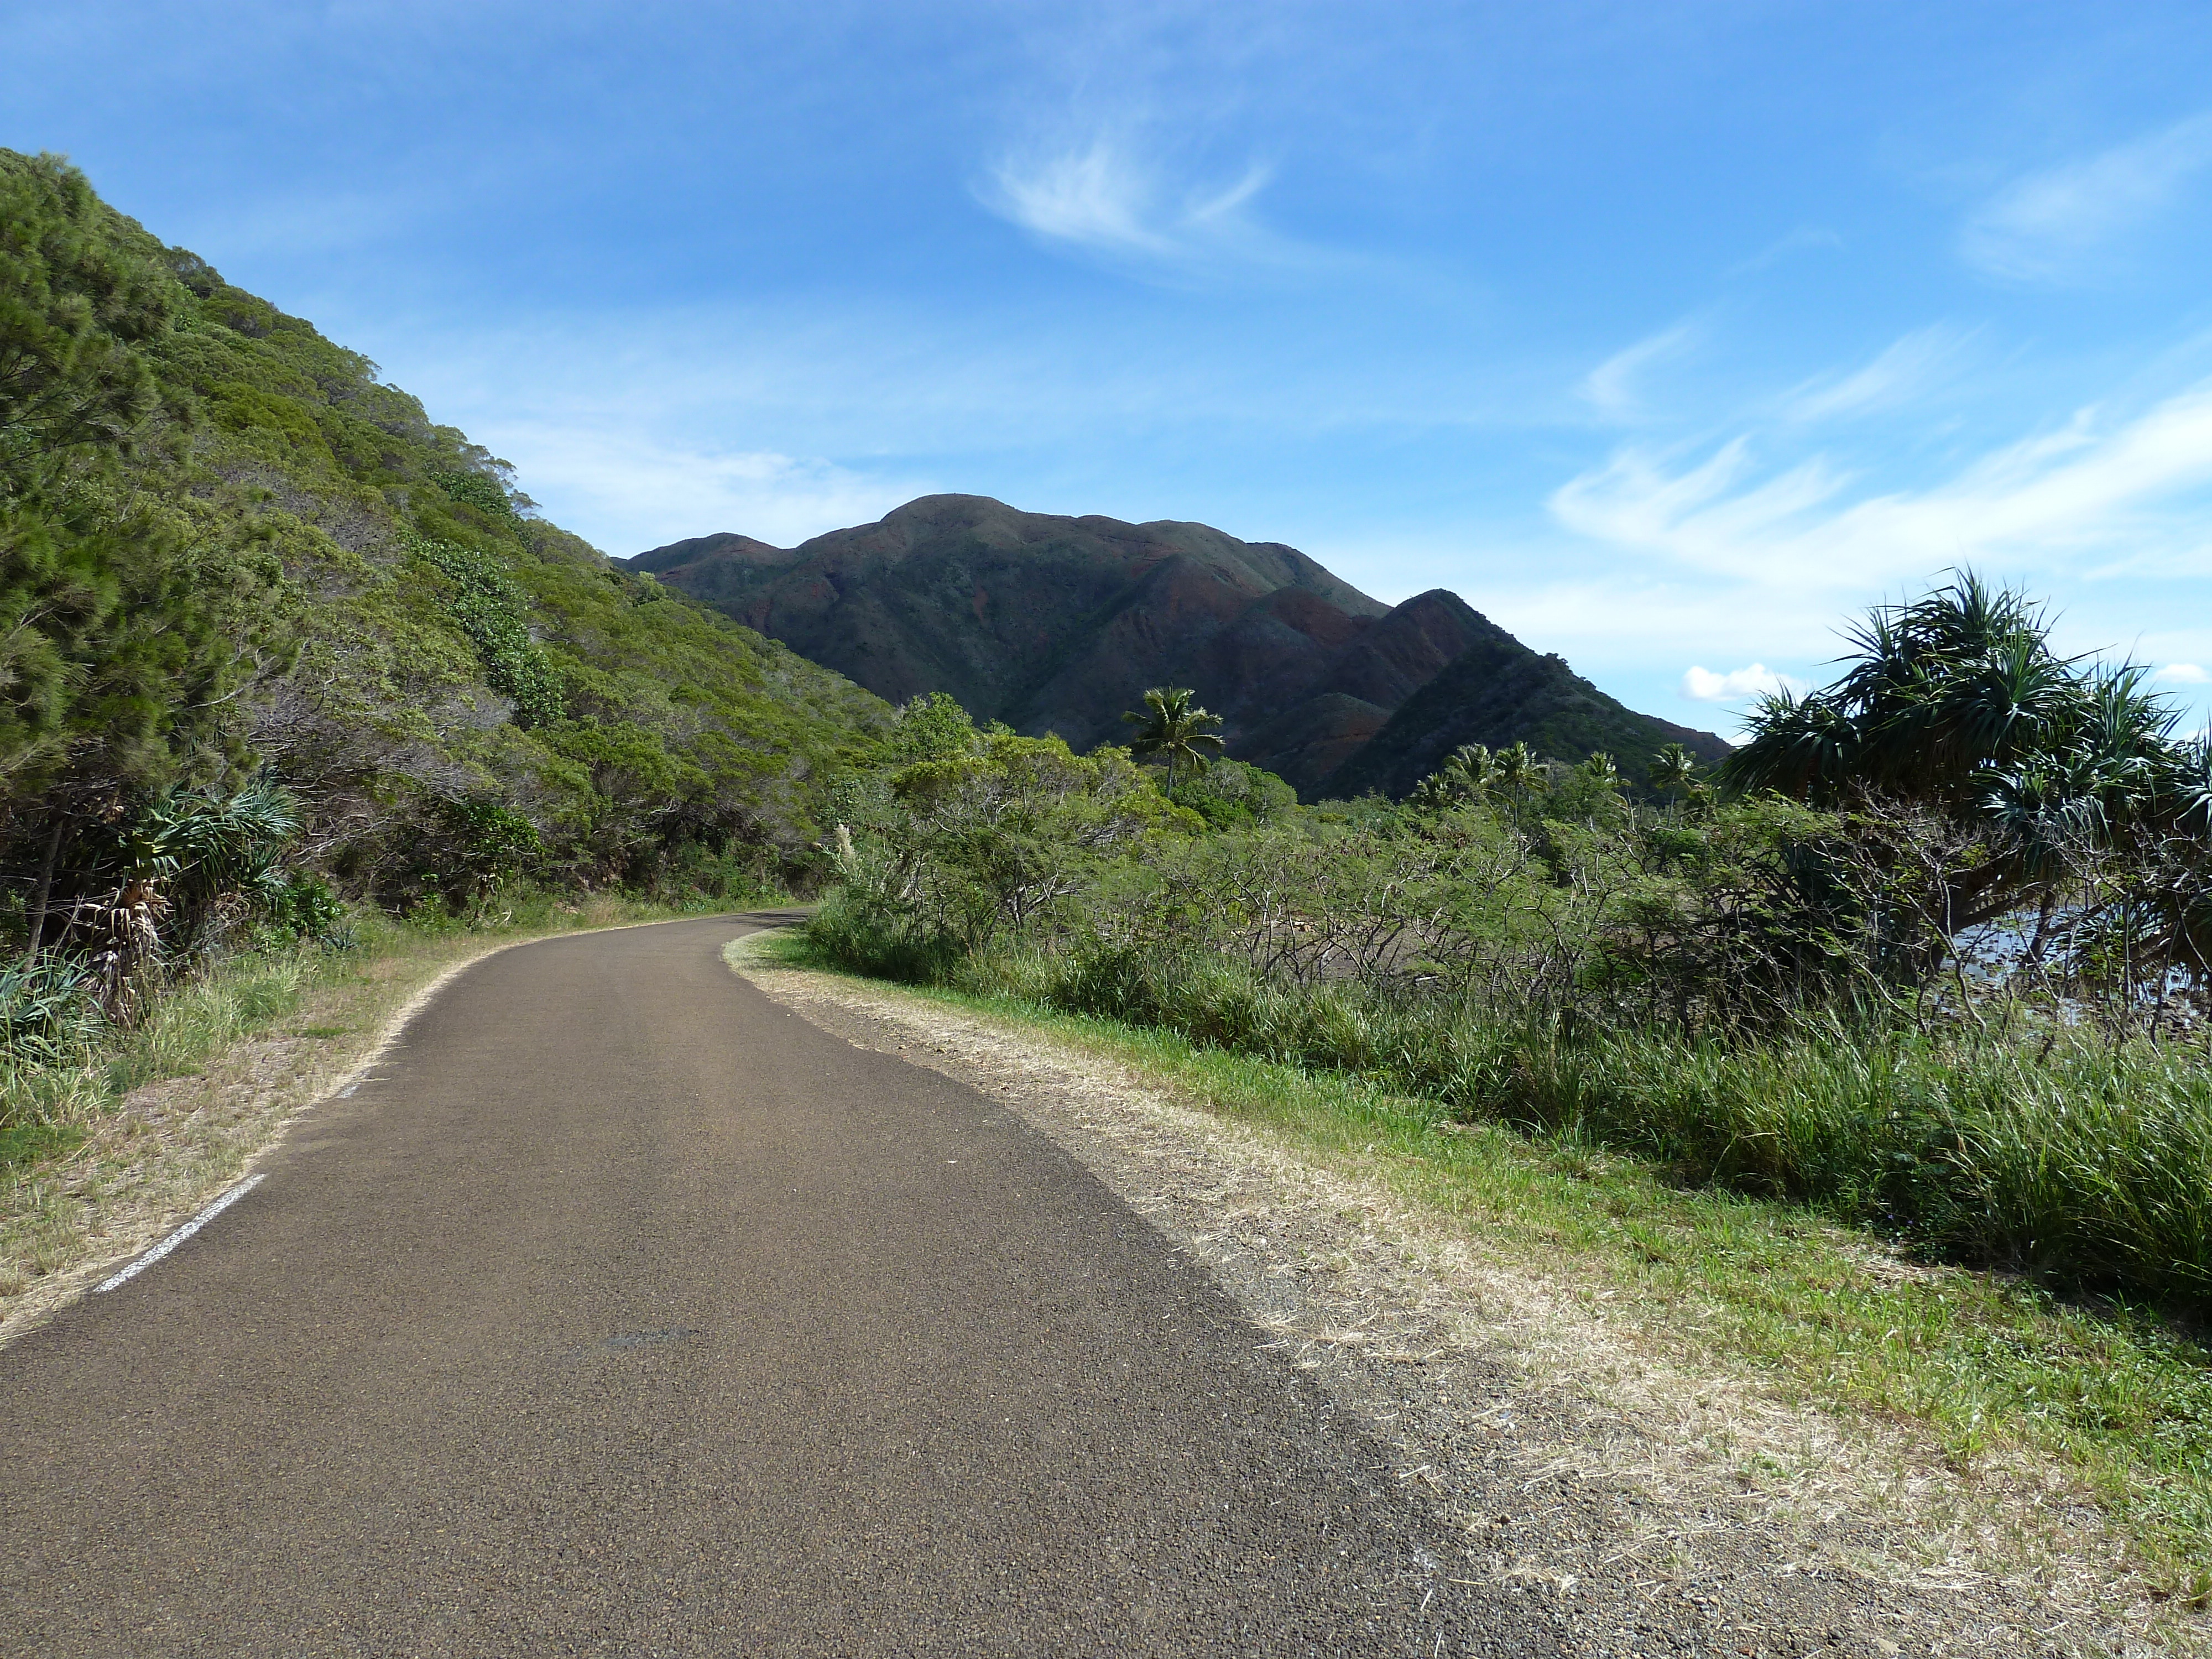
[732,932,2206,1659]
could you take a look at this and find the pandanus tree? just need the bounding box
[1122,686,1225,791]
[1720,572,2212,985]
[1722,576,2123,811]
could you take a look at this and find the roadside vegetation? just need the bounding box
[0,891,718,1321]
[802,582,2212,1592]
[2,150,862,1204]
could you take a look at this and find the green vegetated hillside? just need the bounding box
[1321,627,1732,799]
[2,148,890,949]
[630,495,1727,799]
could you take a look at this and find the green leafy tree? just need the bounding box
[885,691,980,764]
[1121,686,1224,791]
[3,153,288,956]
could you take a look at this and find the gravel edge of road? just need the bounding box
[731,938,2177,1659]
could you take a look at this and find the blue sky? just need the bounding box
[7,1,2212,739]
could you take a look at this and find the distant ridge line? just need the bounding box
[630,494,1727,797]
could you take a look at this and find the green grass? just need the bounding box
[852,921,2212,1311]
[763,927,2212,1601]
[0,1123,80,1175]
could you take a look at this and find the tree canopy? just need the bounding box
[1,148,894,967]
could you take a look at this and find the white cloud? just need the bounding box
[1551,377,2212,590]
[1781,326,1966,423]
[1579,322,1697,421]
[2159,662,2210,685]
[1962,111,2212,283]
[1680,662,1805,702]
[465,424,926,556]
[978,137,1300,276]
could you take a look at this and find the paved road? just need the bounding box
[0,917,1555,1656]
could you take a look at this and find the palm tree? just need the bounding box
[1448,743,1496,795]
[1495,741,1544,796]
[1411,743,1496,811]
[1646,742,1698,799]
[1408,771,1460,812]
[1579,751,1623,791]
[1123,686,1225,791]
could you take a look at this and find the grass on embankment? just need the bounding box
[761,928,2212,1611]
[0,893,740,1320]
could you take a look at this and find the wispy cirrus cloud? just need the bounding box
[1579,322,1698,422]
[1961,111,2212,283]
[1725,225,1843,278]
[1780,325,1969,424]
[978,136,1310,279]
[1551,377,2212,589]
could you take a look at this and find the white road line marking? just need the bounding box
[94,1174,267,1293]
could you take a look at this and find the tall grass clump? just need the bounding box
[0,948,314,1161]
[999,940,2212,1303]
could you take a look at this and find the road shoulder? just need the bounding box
[731,933,2169,1658]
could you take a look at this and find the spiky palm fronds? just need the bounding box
[1646,742,1698,796]
[1122,687,1225,791]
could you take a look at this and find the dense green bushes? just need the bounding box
[811,650,2212,1310]
[1,149,895,1173]
[3,149,893,935]
[402,534,564,728]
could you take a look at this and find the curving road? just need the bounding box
[0,916,1556,1656]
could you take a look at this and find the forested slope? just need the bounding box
[2,149,889,958]
[1321,632,1733,800]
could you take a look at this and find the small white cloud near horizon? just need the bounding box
[2158,661,2210,684]
[1580,322,1698,421]
[1962,111,2212,283]
[979,137,1301,276]
[1681,662,1806,703]
[472,424,926,555]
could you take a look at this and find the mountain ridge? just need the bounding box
[630,496,1728,797]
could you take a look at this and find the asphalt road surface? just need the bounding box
[1,916,1558,1656]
